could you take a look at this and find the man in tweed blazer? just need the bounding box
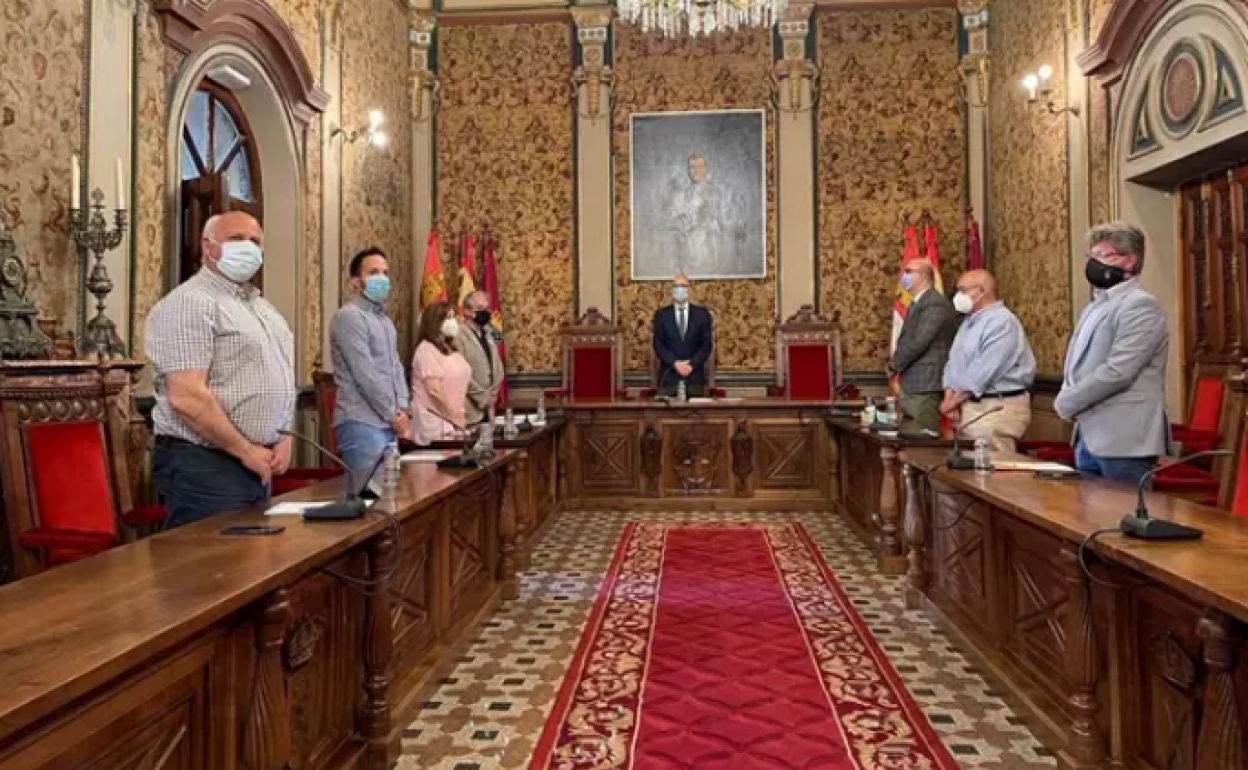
[456,290,506,424]
[889,259,960,432]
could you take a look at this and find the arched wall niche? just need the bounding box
[1084,0,1248,417]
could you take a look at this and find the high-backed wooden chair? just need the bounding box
[1171,360,1241,454]
[767,305,843,400]
[1215,375,1248,516]
[272,365,344,495]
[545,308,628,401]
[0,361,166,579]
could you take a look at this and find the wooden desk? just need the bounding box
[559,399,833,510]
[431,419,563,568]
[899,448,1248,770]
[0,456,519,770]
[827,417,952,574]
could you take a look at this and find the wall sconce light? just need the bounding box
[331,110,388,147]
[1021,64,1079,116]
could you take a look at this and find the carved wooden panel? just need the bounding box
[448,483,494,618]
[998,516,1069,712]
[840,430,883,542]
[389,514,436,677]
[285,569,360,770]
[661,420,732,496]
[929,486,991,641]
[529,433,556,530]
[1134,585,1205,770]
[754,422,817,491]
[0,639,224,770]
[575,420,642,496]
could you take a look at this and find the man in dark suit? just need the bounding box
[889,259,960,431]
[653,272,714,397]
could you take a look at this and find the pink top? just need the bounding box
[409,340,473,445]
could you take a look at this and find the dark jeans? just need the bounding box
[1075,438,1156,488]
[153,436,268,530]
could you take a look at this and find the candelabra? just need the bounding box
[70,188,128,359]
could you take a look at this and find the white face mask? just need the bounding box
[214,240,264,283]
[441,318,460,338]
[952,291,975,314]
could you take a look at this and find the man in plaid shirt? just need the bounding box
[145,212,296,528]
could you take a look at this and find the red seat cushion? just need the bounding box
[787,345,832,400]
[1152,462,1219,494]
[1188,376,1224,432]
[571,347,614,400]
[1170,426,1220,455]
[25,422,118,540]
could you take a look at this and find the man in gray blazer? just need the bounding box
[1055,222,1169,485]
[456,290,506,424]
[889,259,960,432]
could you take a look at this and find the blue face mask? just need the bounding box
[363,275,391,303]
[899,272,914,291]
[672,286,690,303]
[216,240,264,283]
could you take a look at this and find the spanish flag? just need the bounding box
[420,228,447,309]
[482,232,508,409]
[457,231,478,308]
[889,220,943,394]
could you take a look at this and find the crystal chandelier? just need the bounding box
[619,0,788,37]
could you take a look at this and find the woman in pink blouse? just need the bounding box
[409,301,473,445]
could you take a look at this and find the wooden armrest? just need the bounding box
[18,528,116,553]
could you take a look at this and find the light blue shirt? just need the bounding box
[943,301,1036,397]
[329,297,410,429]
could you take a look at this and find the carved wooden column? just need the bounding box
[241,589,291,770]
[363,530,397,770]
[731,422,753,497]
[513,451,534,571]
[901,459,927,610]
[499,463,520,601]
[641,425,662,496]
[557,426,571,503]
[1059,544,1105,769]
[876,445,906,575]
[1195,610,1244,770]
[825,421,840,505]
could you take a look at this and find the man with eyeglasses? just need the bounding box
[939,269,1036,453]
[1055,222,1169,485]
[888,258,959,432]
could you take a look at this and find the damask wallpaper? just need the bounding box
[340,0,413,360]
[436,22,573,373]
[0,0,85,330]
[613,27,777,373]
[988,0,1071,375]
[816,9,966,372]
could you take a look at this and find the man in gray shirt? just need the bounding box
[329,248,411,471]
[940,269,1036,453]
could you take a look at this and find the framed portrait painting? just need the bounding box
[629,109,767,281]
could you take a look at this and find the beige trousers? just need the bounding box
[958,394,1032,454]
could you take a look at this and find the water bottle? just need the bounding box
[676,379,687,403]
[885,396,899,426]
[535,392,547,424]
[382,441,401,489]
[474,421,495,457]
[503,407,518,439]
[862,397,876,426]
[973,438,992,475]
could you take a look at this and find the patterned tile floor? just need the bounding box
[399,510,1058,770]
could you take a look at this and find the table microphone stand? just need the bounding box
[945,405,1005,470]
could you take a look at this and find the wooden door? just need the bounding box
[179,173,226,284]
[1179,166,1248,394]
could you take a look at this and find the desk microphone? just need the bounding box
[426,410,485,469]
[276,428,368,520]
[945,405,1005,470]
[1119,449,1232,541]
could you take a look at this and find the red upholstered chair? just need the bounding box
[766,305,843,400]
[1169,362,1240,455]
[272,367,344,495]
[544,308,628,402]
[1152,371,1248,505]
[0,362,164,578]
[1216,376,1248,517]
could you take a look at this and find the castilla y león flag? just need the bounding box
[420,228,448,309]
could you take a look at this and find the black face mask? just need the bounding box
[473,309,493,327]
[1085,259,1130,290]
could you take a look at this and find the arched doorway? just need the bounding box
[178,80,265,287]
[1087,0,1248,416]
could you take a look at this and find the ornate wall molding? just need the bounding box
[152,0,329,126]
[771,3,819,114]
[571,5,615,121]
[409,11,439,123]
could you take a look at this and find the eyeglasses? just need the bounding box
[1086,251,1121,261]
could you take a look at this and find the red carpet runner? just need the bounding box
[529,523,960,770]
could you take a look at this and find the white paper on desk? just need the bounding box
[266,500,375,516]
[993,460,1075,472]
[688,397,716,404]
[401,450,459,464]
